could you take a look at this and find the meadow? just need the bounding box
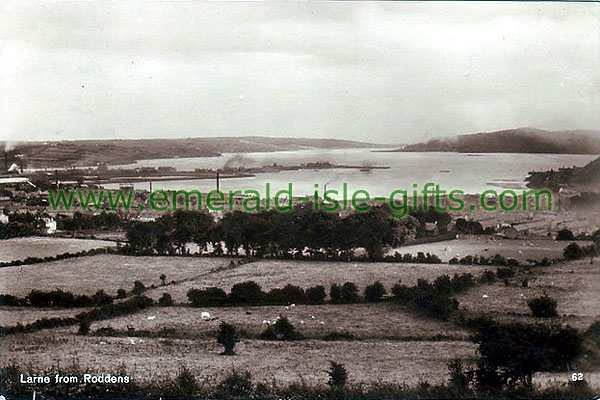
[0,237,116,263]
[1,253,598,392]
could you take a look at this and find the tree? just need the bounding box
[187,287,227,307]
[330,284,342,304]
[364,281,386,302]
[472,318,583,386]
[160,274,167,285]
[229,281,264,305]
[306,285,327,304]
[556,228,574,241]
[217,322,239,355]
[326,361,348,389]
[340,282,360,303]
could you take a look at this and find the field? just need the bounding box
[395,237,592,263]
[0,254,487,301]
[0,236,116,263]
[1,254,598,391]
[455,258,600,329]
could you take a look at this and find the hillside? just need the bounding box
[526,156,600,190]
[0,137,382,168]
[398,128,600,154]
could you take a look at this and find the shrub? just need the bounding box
[472,318,582,386]
[527,293,558,317]
[0,294,26,306]
[92,290,113,306]
[496,266,515,279]
[564,242,583,260]
[326,361,348,389]
[218,369,253,396]
[160,274,167,285]
[265,284,306,305]
[305,285,326,304]
[280,284,306,304]
[217,322,239,355]
[187,287,227,307]
[116,289,127,299]
[78,320,91,335]
[259,316,303,341]
[447,358,470,390]
[329,284,342,304]
[340,282,360,303]
[451,273,475,292]
[158,293,174,307]
[174,365,197,397]
[556,228,575,241]
[364,281,386,302]
[131,281,146,295]
[478,270,496,284]
[228,281,264,305]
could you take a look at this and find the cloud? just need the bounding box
[0,1,598,144]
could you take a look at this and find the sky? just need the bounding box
[0,1,599,145]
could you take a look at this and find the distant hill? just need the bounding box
[0,137,384,168]
[397,128,600,154]
[527,156,600,190]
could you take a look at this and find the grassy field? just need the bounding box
[0,255,230,297]
[0,236,116,263]
[1,254,598,392]
[455,259,600,330]
[144,259,485,303]
[0,255,486,301]
[395,237,592,263]
[0,329,477,386]
[91,303,469,340]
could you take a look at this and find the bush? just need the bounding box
[340,282,360,303]
[496,266,515,279]
[364,281,386,302]
[329,284,342,304]
[131,281,146,295]
[218,369,253,396]
[556,228,574,241]
[472,318,582,386]
[158,293,174,307]
[326,361,348,389]
[116,289,127,299]
[78,320,91,335]
[478,270,496,284]
[187,287,227,307]
[217,322,239,355]
[265,284,305,305]
[564,242,583,260]
[228,281,264,305]
[160,274,167,285]
[174,365,197,397]
[259,316,303,341]
[527,293,558,317]
[305,285,326,304]
[447,358,470,390]
[92,290,113,306]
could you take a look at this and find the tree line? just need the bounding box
[125,205,452,260]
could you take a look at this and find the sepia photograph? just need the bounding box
[0,0,599,398]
